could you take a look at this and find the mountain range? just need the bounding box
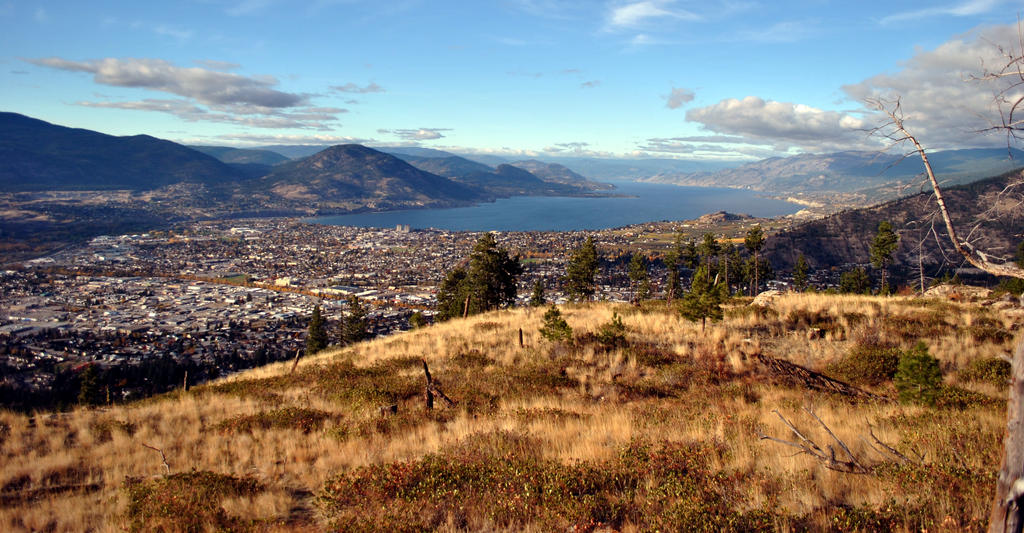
[254,144,481,210]
[642,148,1024,202]
[0,113,609,215]
[764,168,1024,276]
[0,112,247,191]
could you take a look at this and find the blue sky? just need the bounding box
[2,0,1022,161]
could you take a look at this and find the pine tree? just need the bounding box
[744,226,765,296]
[409,311,427,329]
[437,267,471,320]
[539,305,573,342]
[305,304,327,356]
[839,268,871,294]
[529,279,546,307]
[698,233,720,277]
[565,236,599,302]
[683,239,699,269]
[721,243,743,296]
[436,233,522,321]
[664,234,683,302]
[342,296,368,344]
[627,252,650,304]
[467,233,522,310]
[77,364,103,406]
[679,265,726,332]
[870,220,899,294]
[793,253,810,291]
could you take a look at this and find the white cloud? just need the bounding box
[580,80,601,88]
[539,141,615,157]
[842,23,1021,149]
[607,1,699,29]
[77,99,343,130]
[684,96,874,152]
[329,82,385,94]
[201,132,373,147]
[665,87,695,109]
[25,56,347,130]
[881,0,1003,25]
[193,59,241,71]
[639,137,777,159]
[28,57,306,108]
[380,128,451,140]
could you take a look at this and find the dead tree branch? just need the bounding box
[421,359,457,410]
[759,409,872,474]
[141,443,170,475]
[755,353,889,402]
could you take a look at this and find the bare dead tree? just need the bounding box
[866,29,1024,530]
[760,408,874,474]
[421,359,456,410]
[141,443,170,475]
[868,98,1024,280]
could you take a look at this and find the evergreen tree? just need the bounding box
[305,304,328,356]
[539,305,573,342]
[683,239,699,269]
[664,234,683,302]
[1016,241,1024,268]
[793,253,810,291]
[679,265,726,332]
[839,268,871,294]
[721,243,743,295]
[529,279,546,307]
[436,233,522,321]
[744,226,765,296]
[342,296,368,344]
[565,236,599,301]
[698,233,720,277]
[627,252,650,304]
[409,311,427,329]
[466,233,522,311]
[437,267,471,320]
[895,342,943,406]
[870,220,899,294]
[77,364,103,406]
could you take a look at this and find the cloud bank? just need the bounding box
[27,56,345,130]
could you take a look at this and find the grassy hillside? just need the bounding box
[1,292,1021,531]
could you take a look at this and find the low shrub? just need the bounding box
[90,419,136,443]
[319,437,775,532]
[216,407,333,434]
[935,386,1003,410]
[959,357,1011,387]
[595,313,627,350]
[122,471,263,532]
[827,340,901,386]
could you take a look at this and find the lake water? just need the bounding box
[307,181,801,231]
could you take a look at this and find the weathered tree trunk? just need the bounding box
[518,328,524,348]
[990,336,1024,533]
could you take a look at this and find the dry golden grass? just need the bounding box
[0,291,1020,531]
